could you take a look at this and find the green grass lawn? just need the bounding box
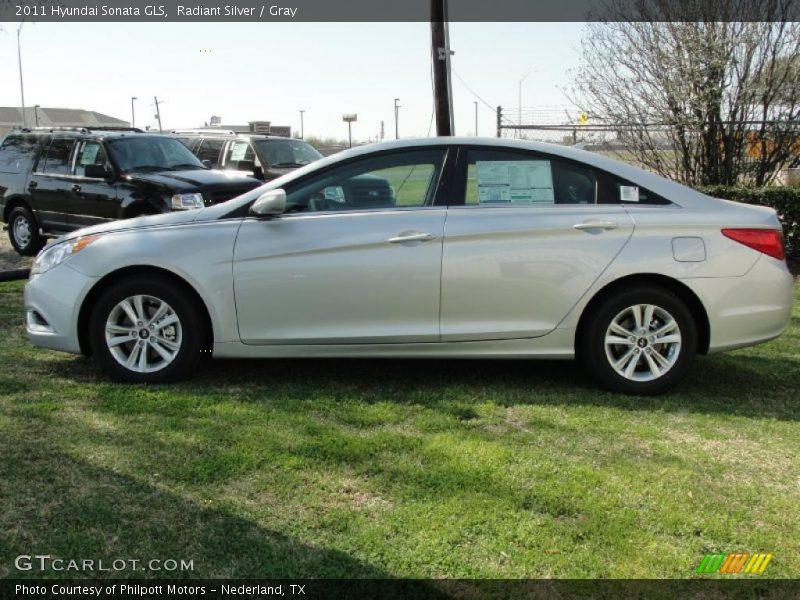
[0,279,798,579]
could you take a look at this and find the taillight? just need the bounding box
[721,228,785,260]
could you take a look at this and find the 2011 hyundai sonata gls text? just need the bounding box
[24,138,794,394]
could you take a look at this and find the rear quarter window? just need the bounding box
[0,135,39,174]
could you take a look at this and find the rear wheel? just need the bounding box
[88,276,206,383]
[8,205,45,256]
[579,286,697,395]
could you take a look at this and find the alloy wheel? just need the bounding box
[104,294,183,373]
[603,303,682,382]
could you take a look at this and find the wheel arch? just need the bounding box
[575,273,711,355]
[77,265,213,356]
[3,195,33,223]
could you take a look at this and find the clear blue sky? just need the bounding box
[0,22,583,140]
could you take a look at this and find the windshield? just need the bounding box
[254,139,322,168]
[107,136,205,172]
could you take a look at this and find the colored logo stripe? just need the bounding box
[697,553,772,574]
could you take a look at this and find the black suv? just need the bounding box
[173,130,323,181]
[0,128,261,255]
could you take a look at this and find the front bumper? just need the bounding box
[24,264,97,354]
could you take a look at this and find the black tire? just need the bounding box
[8,205,45,256]
[88,276,206,383]
[578,285,697,395]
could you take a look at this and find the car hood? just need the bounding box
[123,168,258,191]
[56,209,205,242]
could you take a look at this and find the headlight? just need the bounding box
[31,234,102,276]
[171,193,205,210]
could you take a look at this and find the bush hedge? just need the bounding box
[696,185,800,260]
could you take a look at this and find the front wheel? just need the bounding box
[8,205,45,256]
[579,286,697,395]
[88,276,206,383]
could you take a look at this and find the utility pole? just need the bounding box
[380,120,385,141]
[394,98,400,139]
[131,97,137,128]
[153,96,163,132]
[517,69,535,139]
[496,106,502,138]
[17,22,26,128]
[430,0,454,136]
[34,105,40,127]
[299,109,305,139]
[474,101,478,136]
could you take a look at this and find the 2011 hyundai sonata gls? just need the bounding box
[24,138,793,394]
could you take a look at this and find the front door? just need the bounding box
[233,148,451,344]
[69,140,118,228]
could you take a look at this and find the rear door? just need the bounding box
[27,136,77,231]
[440,147,635,341]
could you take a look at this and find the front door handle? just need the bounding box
[72,184,82,193]
[27,181,37,189]
[573,220,619,231]
[387,231,436,244]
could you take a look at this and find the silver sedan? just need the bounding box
[23,138,794,394]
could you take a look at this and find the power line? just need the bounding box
[451,68,497,113]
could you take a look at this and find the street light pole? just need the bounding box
[131,97,137,128]
[474,101,478,136]
[17,22,27,128]
[517,69,536,139]
[299,110,305,139]
[153,96,163,132]
[34,105,40,127]
[394,98,400,139]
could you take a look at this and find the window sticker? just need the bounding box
[80,143,100,165]
[620,185,640,202]
[476,160,554,204]
[229,142,249,161]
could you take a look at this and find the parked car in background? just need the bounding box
[0,128,261,255]
[173,130,322,181]
[23,138,793,394]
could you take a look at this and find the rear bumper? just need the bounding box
[23,264,96,354]
[684,256,794,354]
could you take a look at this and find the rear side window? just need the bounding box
[0,135,38,174]
[39,137,76,175]
[196,138,225,165]
[463,149,597,205]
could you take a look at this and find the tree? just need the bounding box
[570,0,800,186]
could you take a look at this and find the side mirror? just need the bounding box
[250,189,287,217]
[84,164,112,179]
[201,159,213,169]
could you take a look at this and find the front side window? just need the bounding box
[106,136,203,172]
[283,149,446,213]
[74,141,109,177]
[255,139,322,168]
[40,137,76,175]
[224,141,257,168]
[463,149,596,206]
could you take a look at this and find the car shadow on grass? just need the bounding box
[49,351,797,420]
[0,430,411,581]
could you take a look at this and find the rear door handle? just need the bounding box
[27,181,37,189]
[387,231,436,244]
[573,220,619,231]
[72,184,82,193]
